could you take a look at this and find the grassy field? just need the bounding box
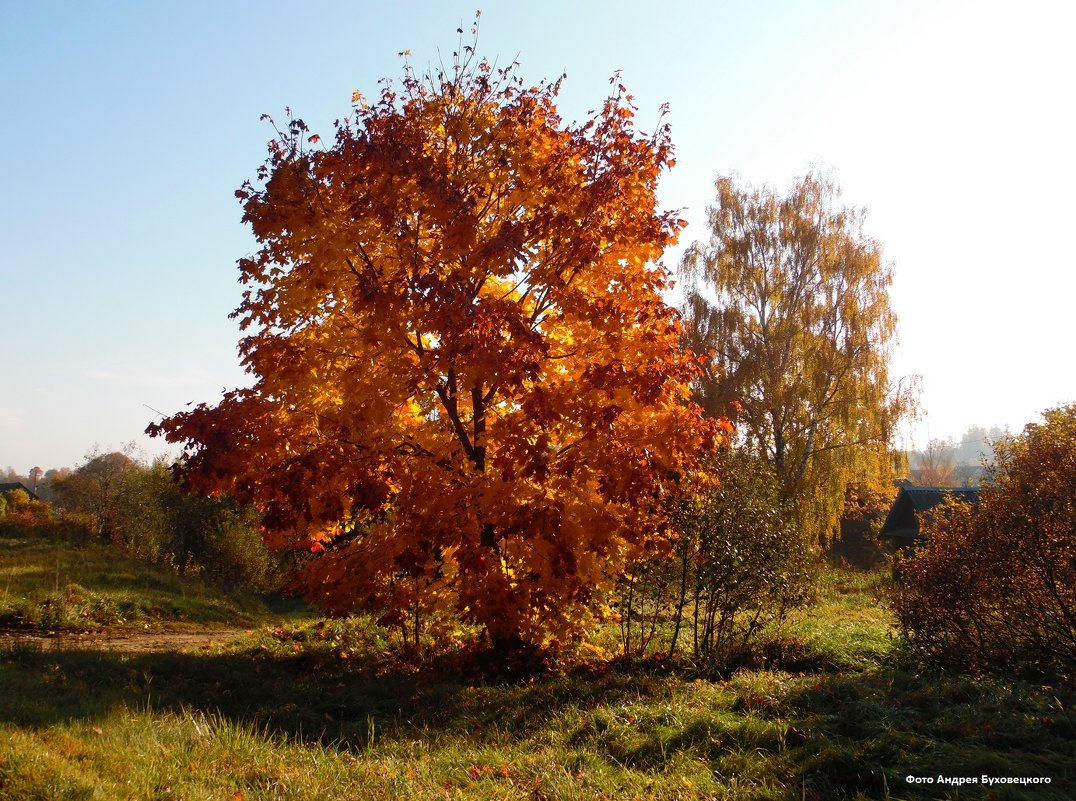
[0,525,285,630]
[1,531,1073,800]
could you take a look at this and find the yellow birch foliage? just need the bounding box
[681,170,914,543]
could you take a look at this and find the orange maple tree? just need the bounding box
[150,47,719,648]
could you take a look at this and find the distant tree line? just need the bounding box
[2,452,288,594]
[1,465,71,503]
[905,424,1009,486]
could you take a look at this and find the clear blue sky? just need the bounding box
[2,0,1074,471]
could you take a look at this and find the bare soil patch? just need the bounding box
[0,625,253,652]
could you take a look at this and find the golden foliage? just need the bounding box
[150,47,718,647]
[681,170,915,541]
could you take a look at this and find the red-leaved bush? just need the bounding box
[894,404,1076,675]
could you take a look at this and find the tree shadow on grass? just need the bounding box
[0,639,674,751]
[774,665,1076,800]
[3,639,1074,800]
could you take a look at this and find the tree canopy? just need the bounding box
[150,47,718,648]
[681,170,913,541]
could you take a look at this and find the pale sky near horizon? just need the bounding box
[2,0,1074,472]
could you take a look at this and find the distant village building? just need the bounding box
[0,482,41,502]
[879,485,980,547]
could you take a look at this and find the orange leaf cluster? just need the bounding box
[149,51,718,647]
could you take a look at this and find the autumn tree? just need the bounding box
[52,450,136,544]
[28,466,43,493]
[681,170,914,543]
[2,488,28,513]
[150,43,717,649]
[956,424,1007,465]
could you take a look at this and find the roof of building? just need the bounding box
[879,485,980,542]
[899,486,980,511]
[0,482,41,502]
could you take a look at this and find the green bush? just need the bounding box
[117,460,173,563]
[53,453,286,594]
[619,450,812,665]
[170,492,279,591]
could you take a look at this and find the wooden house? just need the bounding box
[878,485,980,547]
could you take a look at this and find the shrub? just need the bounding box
[53,453,285,593]
[894,403,1076,675]
[171,492,280,591]
[116,460,174,563]
[57,511,97,545]
[0,491,55,533]
[3,488,31,513]
[619,451,812,664]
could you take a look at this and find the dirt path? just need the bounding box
[0,626,255,653]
